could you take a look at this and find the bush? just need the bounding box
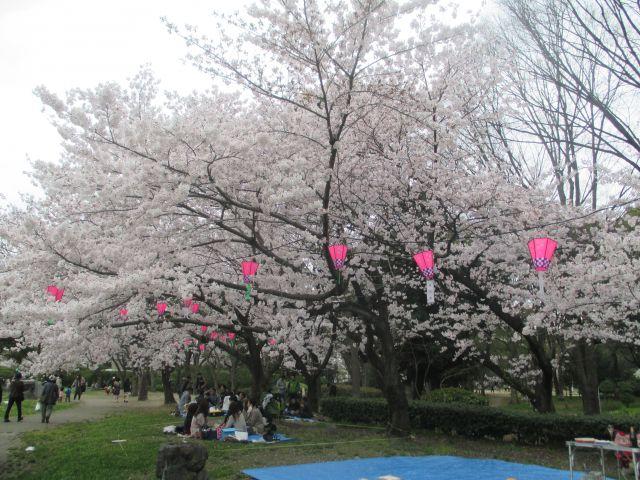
[599,379,616,399]
[426,388,488,406]
[320,397,640,445]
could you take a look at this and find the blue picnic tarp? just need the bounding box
[243,455,593,480]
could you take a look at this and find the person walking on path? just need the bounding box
[4,372,25,422]
[122,377,131,404]
[40,376,59,423]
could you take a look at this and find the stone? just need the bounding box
[156,442,209,480]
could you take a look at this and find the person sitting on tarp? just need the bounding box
[244,397,266,434]
[175,403,198,435]
[220,400,247,433]
[190,399,211,439]
[284,395,301,416]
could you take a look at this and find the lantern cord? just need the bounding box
[337,271,341,285]
[537,271,546,300]
[245,283,251,301]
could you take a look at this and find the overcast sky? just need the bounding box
[0,0,491,206]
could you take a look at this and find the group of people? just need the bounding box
[2,373,64,424]
[103,376,131,402]
[174,372,315,440]
[176,389,273,440]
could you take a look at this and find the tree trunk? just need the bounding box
[138,370,149,401]
[305,374,321,412]
[532,376,555,413]
[230,356,237,391]
[162,366,176,405]
[347,343,362,397]
[573,341,600,415]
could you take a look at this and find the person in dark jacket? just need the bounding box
[40,375,59,423]
[4,372,25,422]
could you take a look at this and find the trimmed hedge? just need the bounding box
[426,387,489,406]
[320,397,640,445]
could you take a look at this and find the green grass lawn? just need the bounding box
[3,405,595,480]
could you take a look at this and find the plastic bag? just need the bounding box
[35,402,41,412]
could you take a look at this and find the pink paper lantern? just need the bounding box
[228,332,236,341]
[412,250,436,305]
[200,325,208,333]
[241,260,259,283]
[119,308,128,317]
[156,302,168,316]
[528,237,558,298]
[328,244,348,270]
[528,237,558,272]
[46,285,64,302]
[210,331,219,340]
[219,333,227,342]
[242,260,259,300]
[413,250,435,279]
[268,338,277,346]
[190,302,200,314]
[199,344,205,352]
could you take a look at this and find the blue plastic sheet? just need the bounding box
[244,455,590,480]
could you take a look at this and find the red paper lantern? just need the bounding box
[119,308,128,318]
[190,302,200,314]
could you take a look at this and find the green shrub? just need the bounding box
[599,379,616,398]
[426,388,488,406]
[320,396,640,445]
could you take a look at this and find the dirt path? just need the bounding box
[0,391,164,465]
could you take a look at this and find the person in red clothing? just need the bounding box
[4,372,25,422]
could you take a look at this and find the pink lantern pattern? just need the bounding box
[46,285,64,302]
[242,260,259,300]
[200,325,208,333]
[190,302,200,314]
[413,250,436,305]
[119,308,128,319]
[328,244,348,283]
[528,237,558,298]
[157,302,168,316]
[199,344,205,352]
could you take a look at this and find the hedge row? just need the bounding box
[320,397,640,445]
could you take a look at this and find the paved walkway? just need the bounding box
[0,392,164,465]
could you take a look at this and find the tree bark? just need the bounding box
[138,370,149,401]
[305,374,322,412]
[162,366,176,405]
[572,341,600,415]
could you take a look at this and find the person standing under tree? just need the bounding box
[123,377,131,404]
[73,375,82,400]
[40,376,59,423]
[4,372,24,422]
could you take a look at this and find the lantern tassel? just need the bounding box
[537,271,546,300]
[426,280,435,305]
[245,283,251,301]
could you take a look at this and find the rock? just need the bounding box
[156,443,209,480]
